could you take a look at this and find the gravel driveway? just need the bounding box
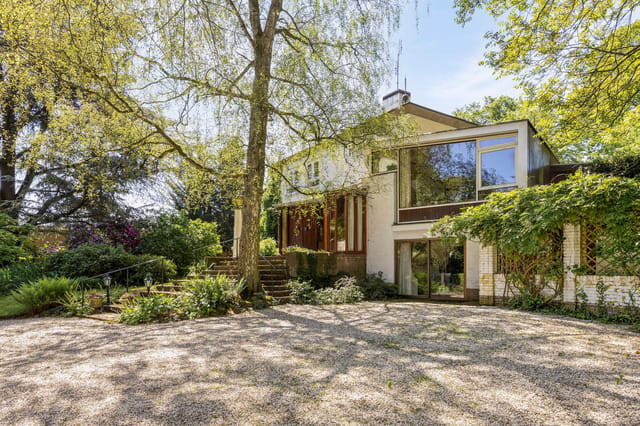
[1,302,639,425]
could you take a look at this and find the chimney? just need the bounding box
[382,89,411,112]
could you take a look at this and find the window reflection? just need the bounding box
[481,148,515,186]
[401,141,476,208]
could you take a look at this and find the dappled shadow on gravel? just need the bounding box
[1,303,639,425]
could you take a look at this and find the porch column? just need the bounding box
[479,244,496,305]
[233,208,242,258]
[563,224,581,308]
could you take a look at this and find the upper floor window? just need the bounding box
[399,134,517,209]
[307,161,320,187]
[287,168,300,194]
[370,150,398,174]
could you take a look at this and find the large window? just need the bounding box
[325,194,366,252]
[399,134,517,210]
[399,140,476,208]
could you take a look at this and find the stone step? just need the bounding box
[263,289,290,297]
[154,284,185,292]
[261,280,288,286]
[261,284,289,291]
[105,303,124,313]
[149,290,186,297]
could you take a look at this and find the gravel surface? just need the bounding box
[1,302,639,425]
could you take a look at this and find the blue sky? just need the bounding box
[384,2,521,114]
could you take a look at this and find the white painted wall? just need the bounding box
[366,172,396,281]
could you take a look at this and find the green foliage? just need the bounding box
[42,243,134,281]
[596,280,613,318]
[590,155,640,179]
[119,276,245,324]
[119,295,178,325]
[0,261,45,296]
[128,255,177,284]
[434,172,640,270]
[261,173,281,239]
[59,292,94,317]
[433,172,640,307]
[288,276,364,305]
[454,0,640,160]
[507,292,546,312]
[0,295,28,318]
[314,276,365,305]
[137,211,220,276]
[41,243,175,285]
[11,277,77,315]
[358,272,398,300]
[288,279,317,305]
[452,95,521,125]
[181,276,245,319]
[259,238,279,256]
[0,214,34,266]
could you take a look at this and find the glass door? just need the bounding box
[429,240,465,298]
[397,240,465,298]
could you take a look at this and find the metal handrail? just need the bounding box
[192,236,276,269]
[192,237,238,253]
[78,256,167,308]
[81,256,166,281]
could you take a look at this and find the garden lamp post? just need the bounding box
[103,275,112,305]
[144,274,153,295]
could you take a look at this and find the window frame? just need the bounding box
[397,132,519,218]
[476,135,517,192]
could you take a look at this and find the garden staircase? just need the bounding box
[107,256,291,311]
[202,255,291,303]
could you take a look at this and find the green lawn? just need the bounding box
[0,295,27,318]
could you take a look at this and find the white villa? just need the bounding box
[272,90,560,302]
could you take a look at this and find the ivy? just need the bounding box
[432,172,640,304]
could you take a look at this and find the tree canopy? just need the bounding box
[454,0,640,160]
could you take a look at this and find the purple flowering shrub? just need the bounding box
[68,221,141,252]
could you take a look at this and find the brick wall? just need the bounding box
[480,224,639,308]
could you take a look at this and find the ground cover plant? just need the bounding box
[288,276,364,305]
[118,275,246,325]
[0,261,46,296]
[10,277,77,315]
[433,171,640,330]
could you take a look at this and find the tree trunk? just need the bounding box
[238,0,282,294]
[0,93,18,219]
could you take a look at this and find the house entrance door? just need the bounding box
[397,240,465,299]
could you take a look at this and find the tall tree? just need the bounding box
[454,0,640,160]
[0,0,163,223]
[453,95,521,125]
[6,0,409,291]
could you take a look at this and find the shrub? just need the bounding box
[137,211,221,276]
[288,276,364,305]
[0,261,45,296]
[119,294,178,324]
[0,213,33,266]
[43,243,134,279]
[259,238,279,255]
[60,292,94,317]
[11,277,77,314]
[314,276,364,304]
[41,244,173,286]
[128,255,177,284]
[358,272,398,300]
[181,275,245,319]
[288,279,317,304]
[68,220,141,252]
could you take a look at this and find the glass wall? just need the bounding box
[397,240,465,298]
[399,141,476,208]
[399,134,517,212]
[326,194,366,253]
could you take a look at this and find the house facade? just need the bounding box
[273,90,559,301]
